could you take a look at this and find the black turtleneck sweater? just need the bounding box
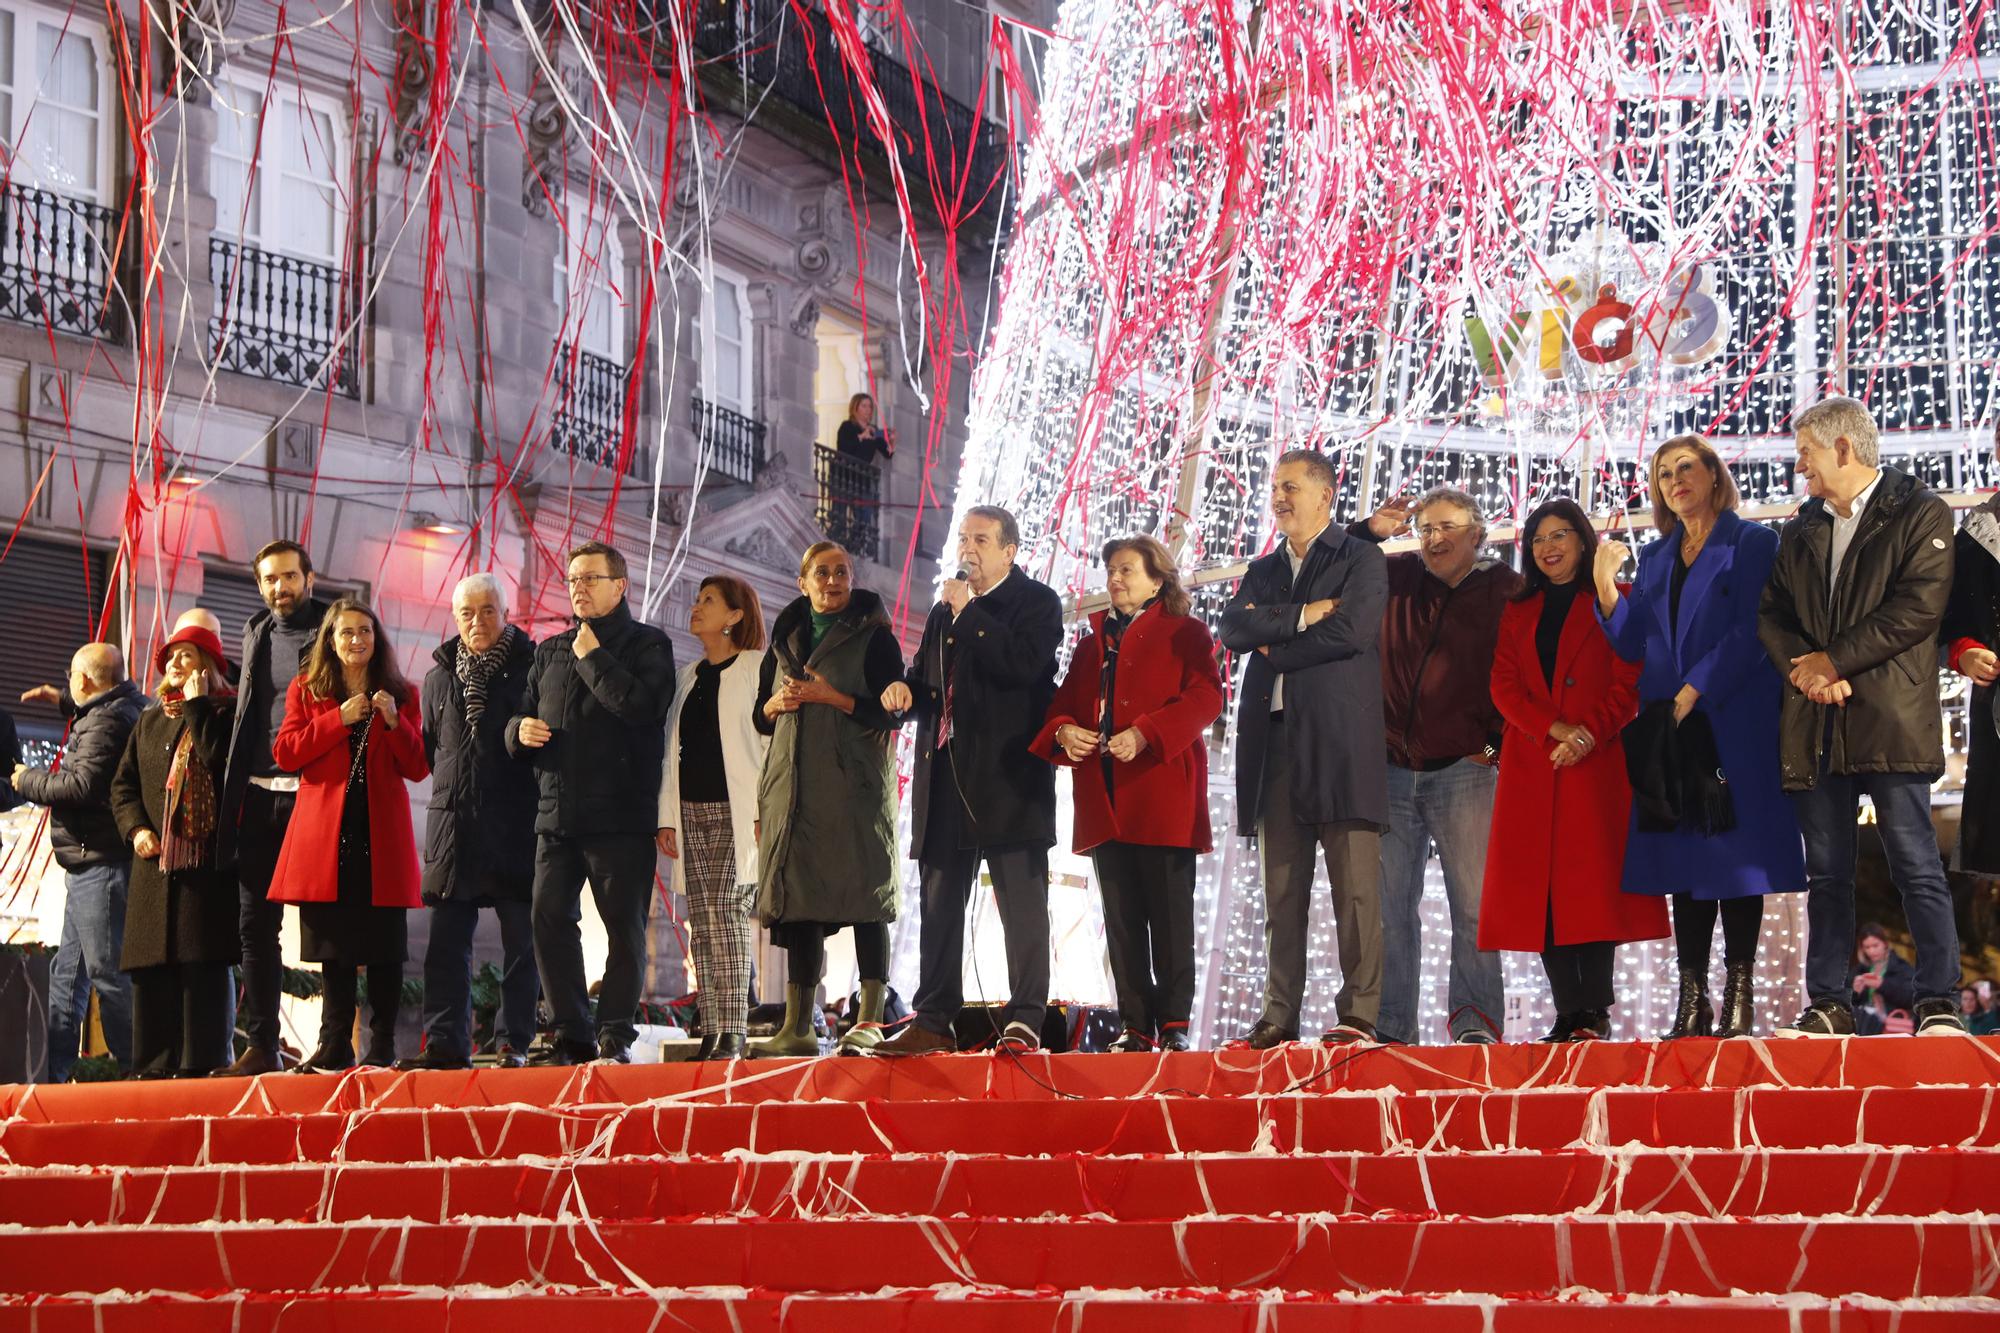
[678,655,739,802]
[252,605,321,777]
[1536,579,1583,690]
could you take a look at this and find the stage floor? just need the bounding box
[2,1038,1998,1329]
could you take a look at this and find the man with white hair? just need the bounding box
[15,643,146,1080]
[399,572,542,1070]
[1758,395,1964,1036]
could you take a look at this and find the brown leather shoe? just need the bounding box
[1244,1020,1299,1050]
[870,1022,956,1058]
[211,1046,284,1078]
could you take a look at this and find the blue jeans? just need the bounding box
[45,862,134,1081]
[1376,760,1505,1044]
[1791,771,1961,1011]
[421,899,539,1061]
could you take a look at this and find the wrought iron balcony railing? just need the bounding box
[554,344,638,474]
[209,238,360,397]
[689,0,1009,224]
[814,444,882,562]
[0,181,122,341]
[691,395,768,484]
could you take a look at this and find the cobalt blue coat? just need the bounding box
[1599,509,1805,900]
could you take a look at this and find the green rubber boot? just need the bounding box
[752,983,821,1058]
[837,979,890,1056]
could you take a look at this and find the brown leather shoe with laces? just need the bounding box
[871,1022,956,1057]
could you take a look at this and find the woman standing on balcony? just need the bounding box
[657,575,770,1062]
[269,599,428,1072]
[752,541,906,1057]
[836,393,895,463]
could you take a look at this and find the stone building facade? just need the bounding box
[0,0,1047,1036]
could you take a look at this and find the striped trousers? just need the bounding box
[682,800,754,1037]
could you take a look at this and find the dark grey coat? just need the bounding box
[1220,524,1390,835]
[109,696,240,970]
[14,680,146,870]
[753,591,906,927]
[220,597,330,864]
[1758,467,1953,792]
[421,628,539,905]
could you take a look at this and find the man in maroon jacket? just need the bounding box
[1351,488,1522,1044]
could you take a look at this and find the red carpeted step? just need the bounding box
[2,1148,1994,1226]
[1,1216,1994,1301]
[4,1290,1995,1333]
[4,1084,1997,1167]
[5,1038,1998,1126]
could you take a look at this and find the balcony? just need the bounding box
[687,0,1010,229]
[208,239,359,397]
[553,344,637,474]
[690,396,768,485]
[814,445,882,561]
[0,181,122,341]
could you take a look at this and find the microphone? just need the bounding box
[953,566,969,582]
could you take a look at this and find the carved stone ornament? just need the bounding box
[521,35,572,217]
[390,0,437,167]
[795,238,839,285]
[753,448,791,494]
[662,490,688,529]
[723,527,789,570]
[789,295,820,338]
[159,0,236,101]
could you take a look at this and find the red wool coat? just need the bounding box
[1029,606,1225,854]
[267,677,429,909]
[1478,588,1669,951]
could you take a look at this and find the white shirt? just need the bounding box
[1827,470,1883,610]
[1271,523,1328,712]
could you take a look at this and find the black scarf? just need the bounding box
[1622,700,1736,836]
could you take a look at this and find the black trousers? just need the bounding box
[1541,904,1615,1013]
[531,833,655,1046]
[234,786,294,1054]
[781,922,890,987]
[130,963,233,1075]
[320,963,402,1060]
[1092,841,1197,1033]
[421,899,539,1061]
[911,845,1050,1038]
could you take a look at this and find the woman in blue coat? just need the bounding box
[1594,434,1805,1039]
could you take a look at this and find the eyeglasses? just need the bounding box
[566,574,619,589]
[1416,522,1472,539]
[1528,528,1578,548]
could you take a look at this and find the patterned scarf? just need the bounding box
[455,624,517,724]
[161,722,219,872]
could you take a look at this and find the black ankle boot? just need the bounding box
[1662,967,1714,1039]
[1715,960,1755,1038]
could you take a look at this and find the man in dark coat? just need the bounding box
[0,706,20,811]
[397,573,541,1071]
[13,644,145,1081]
[1758,395,1964,1037]
[874,505,1064,1056]
[506,541,676,1065]
[213,539,330,1077]
[1220,449,1389,1049]
[1350,488,1520,1045]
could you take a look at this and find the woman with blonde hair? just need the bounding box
[1593,434,1801,1039]
[1032,535,1224,1052]
[658,573,770,1061]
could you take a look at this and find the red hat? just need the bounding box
[154,623,232,678]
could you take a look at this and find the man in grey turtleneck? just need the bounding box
[212,539,330,1077]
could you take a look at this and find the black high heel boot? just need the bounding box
[1662,967,1714,1039]
[1715,961,1755,1038]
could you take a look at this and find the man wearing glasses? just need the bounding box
[507,541,677,1064]
[1351,489,1522,1045]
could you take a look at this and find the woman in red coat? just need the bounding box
[1479,499,1667,1041]
[1031,535,1224,1052]
[269,598,428,1071]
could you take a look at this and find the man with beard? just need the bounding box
[212,539,331,1076]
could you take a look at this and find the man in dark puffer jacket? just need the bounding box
[13,644,145,1081]
[506,541,675,1065]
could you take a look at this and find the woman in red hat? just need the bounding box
[111,612,240,1077]
[269,599,428,1071]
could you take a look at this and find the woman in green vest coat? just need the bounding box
[753,540,907,1056]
